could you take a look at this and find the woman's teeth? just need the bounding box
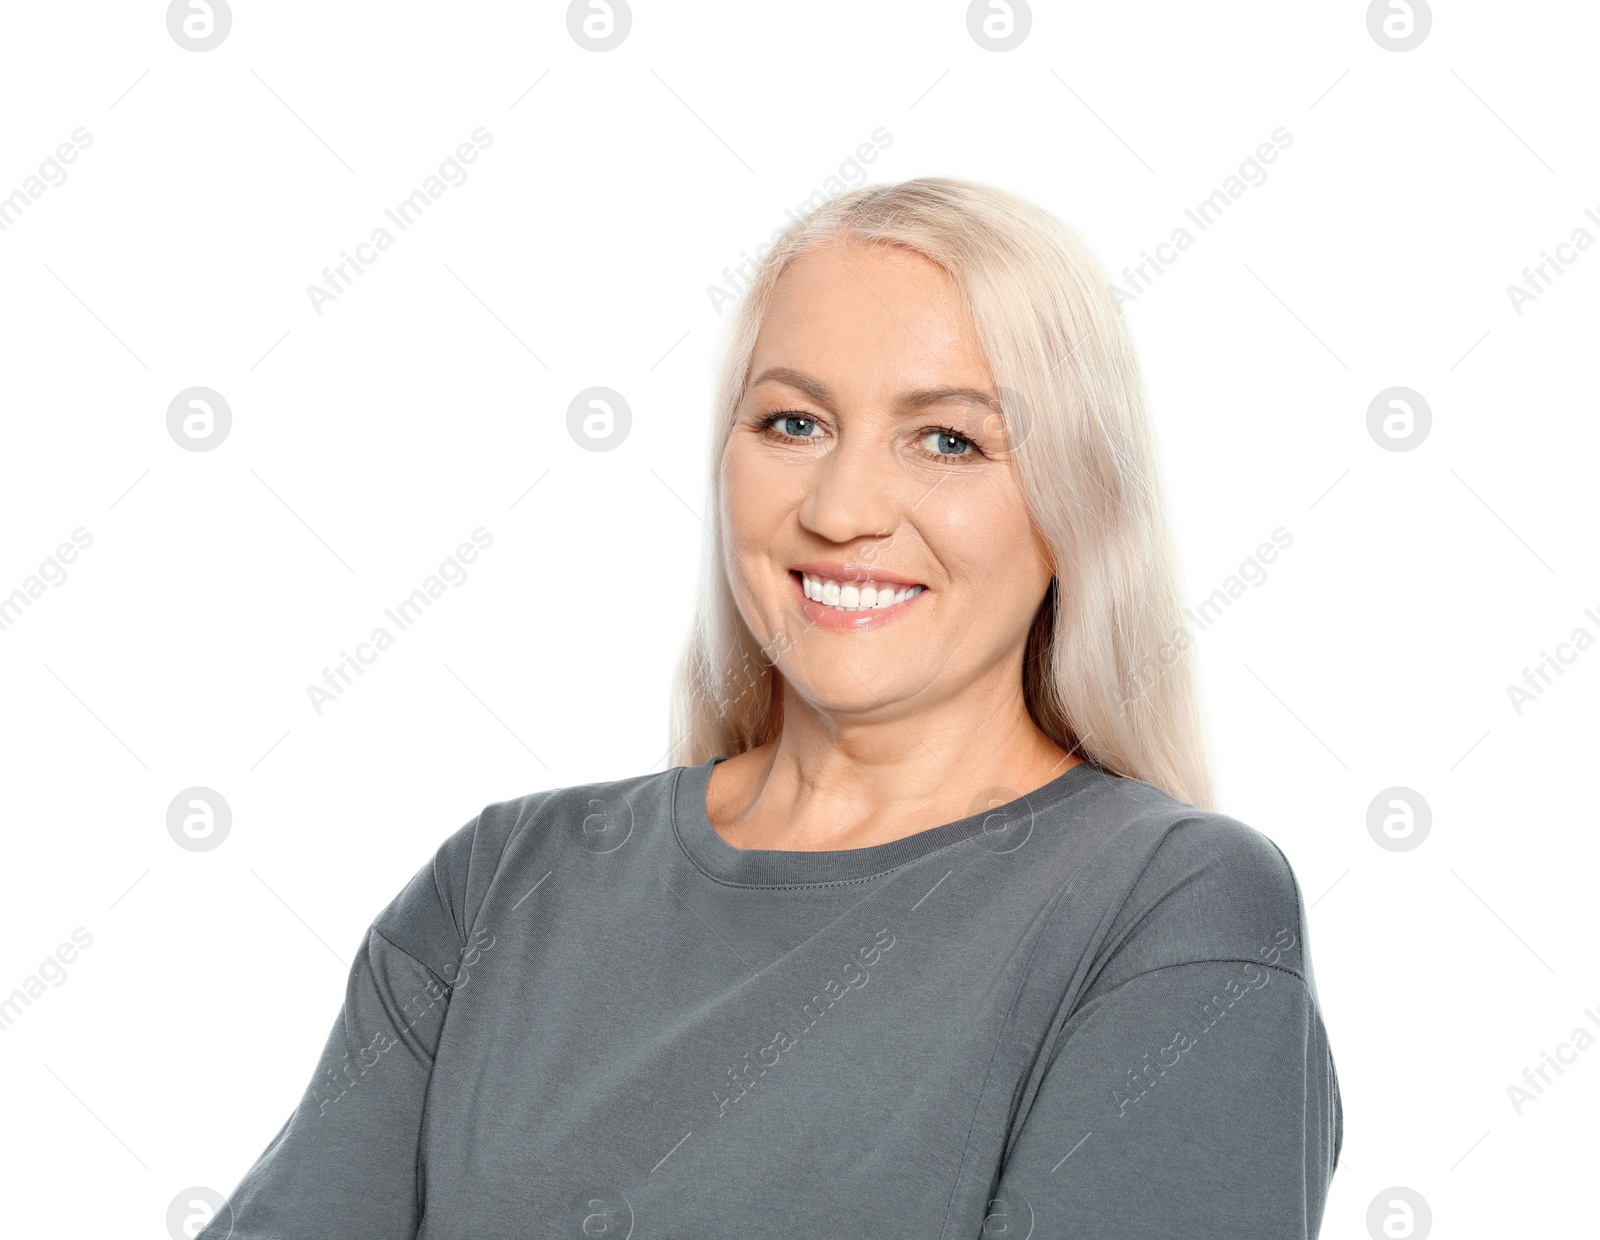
[800,573,925,611]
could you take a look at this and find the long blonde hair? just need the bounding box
[668,177,1214,809]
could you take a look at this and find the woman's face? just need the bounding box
[720,239,1056,724]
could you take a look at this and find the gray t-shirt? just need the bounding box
[199,756,1341,1239]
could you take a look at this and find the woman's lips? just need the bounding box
[790,570,927,630]
[790,560,925,588]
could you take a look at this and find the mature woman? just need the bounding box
[201,178,1340,1238]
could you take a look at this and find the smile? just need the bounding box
[788,567,928,630]
[799,572,925,612]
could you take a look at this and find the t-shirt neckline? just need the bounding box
[671,754,1104,887]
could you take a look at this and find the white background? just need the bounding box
[0,1,1595,1236]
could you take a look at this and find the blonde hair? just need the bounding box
[668,177,1214,809]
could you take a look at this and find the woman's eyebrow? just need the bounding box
[901,386,997,411]
[750,367,996,412]
[751,367,834,406]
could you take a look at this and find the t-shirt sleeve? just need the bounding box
[987,814,1342,1239]
[196,813,489,1240]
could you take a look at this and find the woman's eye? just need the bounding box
[918,429,974,457]
[763,413,821,439]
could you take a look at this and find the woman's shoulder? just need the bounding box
[465,764,681,851]
[1066,765,1301,879]
[1060,768,1317,991]
[371,765,682,958]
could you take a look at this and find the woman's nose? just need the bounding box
[795,427,906,544]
